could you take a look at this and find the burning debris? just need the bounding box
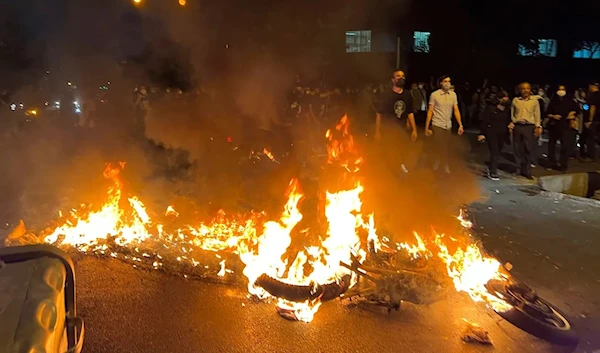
[461,319,493,345]
[6,115,514,323]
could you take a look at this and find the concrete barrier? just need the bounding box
[538,172,600,200]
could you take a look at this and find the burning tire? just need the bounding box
[486,279,579,346]
[255,274,352,302]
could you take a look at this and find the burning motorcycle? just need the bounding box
[252,240,579,346]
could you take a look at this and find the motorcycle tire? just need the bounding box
[255,274,352,303]
[487,280,579,346]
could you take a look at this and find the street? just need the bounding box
[70,169,600,353]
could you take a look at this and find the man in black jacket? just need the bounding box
[545,85,578,171]
[478,91,511,180]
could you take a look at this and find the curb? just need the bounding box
[538,171,600,200]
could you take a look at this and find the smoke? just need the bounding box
[360,122,479,243]
[0,0,480,240]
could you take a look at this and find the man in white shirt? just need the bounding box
[425,75,464,173]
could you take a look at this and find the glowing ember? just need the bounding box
[263,148,275,161]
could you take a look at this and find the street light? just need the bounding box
[133,0,142,4]
[179,0,186,6]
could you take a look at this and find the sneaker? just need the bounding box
[488,173,500,181]
[530,164,537,168]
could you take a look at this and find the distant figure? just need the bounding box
[580,82,600,162]
[133,86,150,135]
[545,85,578,172]
[509,82,542,180]
[410,82,427,126]
[537,88,551,112]
[478,91,511,180]
[425,74,464,174]
[78,92,97,128]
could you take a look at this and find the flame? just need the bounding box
[165,205,179,217]
[263,148,275,161]
[434,234,512,312]
[325,114,362,172]
[39,116,512,322]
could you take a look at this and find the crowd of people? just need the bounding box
[284,72,600,180]
[4,69,598,182]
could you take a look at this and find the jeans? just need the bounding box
[512,124,535,176]
[486,132,505,175]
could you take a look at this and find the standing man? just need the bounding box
[425,75,464,174]
[580,82,599,162]
[375,69,418,173]
[509,82,542,179]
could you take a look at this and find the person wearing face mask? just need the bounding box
[375,69,418,174]
[545,85,578,171]
[425,74,464,174]
[477,91,511,180]
[537,88,550,112]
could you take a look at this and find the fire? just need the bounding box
[325,114,363,172]
[44,163,152,251]
[37,115,512,323]
[435,235,512,312]
[262,148,275,162]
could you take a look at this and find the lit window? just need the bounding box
[518,39,557,57]
[413,31,431,53]
[573,41,600,59]
[345,30,371,53]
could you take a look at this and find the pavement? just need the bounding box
[2,129,600,353]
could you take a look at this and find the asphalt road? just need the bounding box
[71,174,600,353]
[75,256,567,353]
[2,126,599,353]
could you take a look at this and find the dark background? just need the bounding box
[1,0,599,92]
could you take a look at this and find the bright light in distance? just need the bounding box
[133,0,142,4]
[10,104,16,111]
[67,82,72,86]
[179,0,186,5]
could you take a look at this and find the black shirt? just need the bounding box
[480,103,511,135]
[546,96,578,128]
[376,89,414,124]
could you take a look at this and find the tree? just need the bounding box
[573,40,600,59]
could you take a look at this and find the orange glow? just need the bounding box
[40,116,512,321]
[179,0,186,6]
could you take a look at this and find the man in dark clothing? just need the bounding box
[580,82,600,162]
[375,69,418,173]
[478,91,511,180]
[545,85,578,171]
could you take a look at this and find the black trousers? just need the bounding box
[580,122,599,160]
[512,124,535,175]
[486,132,505,175]
[548,126,576,169]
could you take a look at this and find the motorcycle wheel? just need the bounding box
[254,274,352,302]
[486,280,579,346]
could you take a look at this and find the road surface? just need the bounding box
[70,174,600,353]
